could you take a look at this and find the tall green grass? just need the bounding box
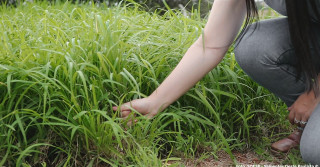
[0,1,303,166]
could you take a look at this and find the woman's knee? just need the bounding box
[300,132,320,165]
[234,22,257,71]
[234,38,257,74]
[300,105,320,165]
[233,31,270,78]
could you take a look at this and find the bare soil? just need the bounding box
[181,151,285,167]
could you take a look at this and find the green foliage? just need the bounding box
[0,1,302,166]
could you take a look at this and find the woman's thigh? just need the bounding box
[234,17,305,106]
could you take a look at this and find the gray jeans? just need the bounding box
[234,18,320,164]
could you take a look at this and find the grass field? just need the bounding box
[0,1,305,166]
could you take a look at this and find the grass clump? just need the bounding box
[0,1,303,166]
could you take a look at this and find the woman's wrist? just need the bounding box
[300,90,319,106]
[147,93,170,114]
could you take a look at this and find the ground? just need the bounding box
[166,148,302,166]
[183,151,281,166]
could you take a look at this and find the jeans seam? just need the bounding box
[276,48,306,84]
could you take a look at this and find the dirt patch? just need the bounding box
[181,151,283,167]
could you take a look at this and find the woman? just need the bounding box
[113,0,320,164]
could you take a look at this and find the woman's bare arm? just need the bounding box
[114,0,248,118]
[149,0,247,110]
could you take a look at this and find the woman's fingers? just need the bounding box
[288,107,303,126]
[126,119,139,126]
[291,109,309,128]
[120,103,133,111]
[113,101,134,112]
[288,108,295,124]
[112,105,130,112]
[112,98,157,126]
[300,116,308,128]
[121,110,131,118]
[288,108,310,128]
[294,113,302,126]
[122,113,138,126]
[300,111,311,128]
[145,113,156,119]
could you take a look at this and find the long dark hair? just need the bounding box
[241,0,320,96]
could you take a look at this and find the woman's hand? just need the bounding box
[112,97,162,123]
[288,91,319,128]
[112,0,247,124]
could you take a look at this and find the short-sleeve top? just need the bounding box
[264,0,320,23]
[264,0,287,16]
